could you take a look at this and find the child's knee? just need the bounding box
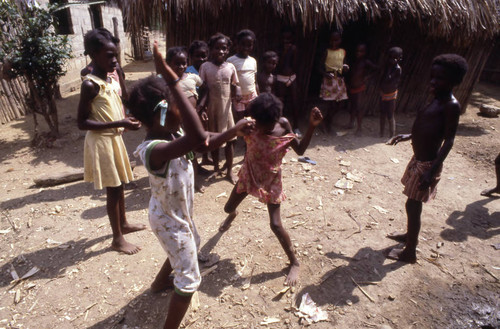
[269,219,283,233]
[494,154,500,166]
[224,203,235,214]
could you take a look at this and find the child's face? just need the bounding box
[388,51,401,66]
[237,36,254,57]
[264,56,278,73]
[430,64,453,95]
[356,44,367,59]
[211,39,229,64]
[169,52,188,77]
[191,48,208,69]
[91,41,118,73]
[329,32,341,49]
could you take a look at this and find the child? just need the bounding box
[347,43,377,135]
[186,40,208,75]
[80,61,127,101]
[165,46,207,192]
[257,51,278,94]
[481,153,500,197]
[186,40,212,168]
[199,33,240,183]
[386,54,468,263]
[218,93,323,286]
[77,28,144,255]
[276,27,300,135]
[227,29,259,121]
[129,42,253,329]
[319,30,348,133]
[380,47,403,138]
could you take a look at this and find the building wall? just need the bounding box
[39,1,132,93]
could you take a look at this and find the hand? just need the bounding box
[234,86,242,102]
[418,171,433,190]
[309,107,323,127]
[235,118,255,136]
[153,41,174,81]
[386,134,410,145]
[122,117,141,130]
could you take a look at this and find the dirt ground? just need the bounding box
[0,60,499,329]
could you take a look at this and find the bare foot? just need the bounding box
[227,171,238,185]
[207,170,223,181]
[386,231,407,243]
[386,247,416,263]
[285,263,300,286]
[122,223,147,235]
[481,187,500,197]
[111,237,141,255]
[219,211,238,232]
[151,275,174,293]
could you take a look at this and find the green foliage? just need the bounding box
[0,1,72,98]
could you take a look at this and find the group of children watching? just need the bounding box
[77,27,471,328]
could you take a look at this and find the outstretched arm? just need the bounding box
[148,42,209,170]
[290,107,323,155]
[196,119,255,152]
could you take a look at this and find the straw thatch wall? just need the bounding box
[122,0,500,112]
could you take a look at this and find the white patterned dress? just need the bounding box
[134,139,201,295]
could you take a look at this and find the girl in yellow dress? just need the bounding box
[77,28,144,254]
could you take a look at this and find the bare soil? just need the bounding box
[0,61,499,329]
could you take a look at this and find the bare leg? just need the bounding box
[387,198,421,263]
[163,292,192,329]
[219,186,247,232]
[107,186,141,254]
[224,141,237,184]
[117,184,147,234]
[192,160,205,193]
[355,92,365,136]
[481,153,500,196]
[380,100,388,137]
[211,148,220,175]
[268,203,300,286]
[387,99,396,138]
[348,93,358,129]
[151,258,174,293]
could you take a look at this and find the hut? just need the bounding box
[121,0,499,113]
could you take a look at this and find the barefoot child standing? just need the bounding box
[199,33,240,183]
[129,42,253,329]
[77,28,144,255]
[379,47,403,138]
[386,54,468,263]
[219,93,323,286]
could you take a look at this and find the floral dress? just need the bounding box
[236,131,296,204]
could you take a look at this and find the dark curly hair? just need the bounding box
[389,46,403,58]
[236,29,256,43]
[188,40,208,56]
[247,93,283,125]
[262,51,278,62]
[208,33,232,49]
[126,76,169,127]
[83,28,119,56]
[166,46,188,63]
[432,54,468,86]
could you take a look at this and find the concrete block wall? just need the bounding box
[36,1,132,93]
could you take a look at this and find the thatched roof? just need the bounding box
[121,0,500,42]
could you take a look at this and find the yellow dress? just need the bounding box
[83,74,133,189]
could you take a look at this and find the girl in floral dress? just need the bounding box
[218,93,323,286]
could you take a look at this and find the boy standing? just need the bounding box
[379,47,402,137]
[386,54,468,263]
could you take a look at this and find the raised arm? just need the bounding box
[153,41,207,144]
[290,107,323,155]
